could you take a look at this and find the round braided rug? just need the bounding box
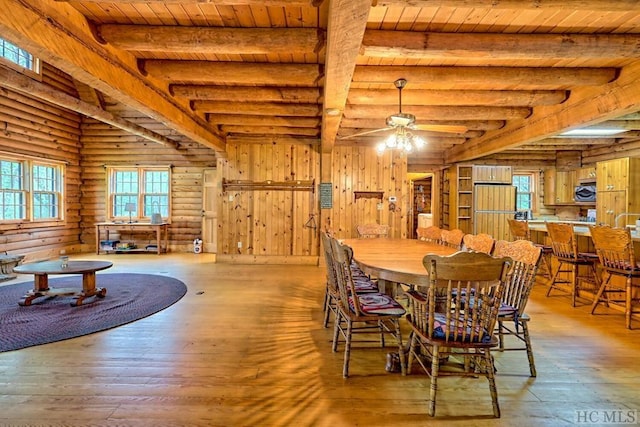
[0,273,187,352]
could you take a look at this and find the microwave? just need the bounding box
[575,185,596,202]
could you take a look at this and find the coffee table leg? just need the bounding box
[71,272,107,306]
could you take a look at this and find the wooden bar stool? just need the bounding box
[545,222,601,307]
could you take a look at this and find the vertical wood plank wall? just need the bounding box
[326,147,408,239]
[0,64,82,261]
[216,142,321,263]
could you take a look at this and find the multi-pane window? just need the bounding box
[0,157,63,221]
[32,164,60,219]
[108,167,170,221]
[512,173,535,211]
[0,37,39,75]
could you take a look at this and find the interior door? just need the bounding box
[201,168,218,253]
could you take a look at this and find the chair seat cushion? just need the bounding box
[349,293,406,316]
[498,302,517,317]
[353,277,380,293]
[430,312,492,343]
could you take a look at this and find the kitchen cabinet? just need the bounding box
[543,168,576,205]
[472,165,512,183]
[576,166,597,183]
[596,157,640,226]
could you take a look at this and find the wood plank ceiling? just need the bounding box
[3,0,640,167]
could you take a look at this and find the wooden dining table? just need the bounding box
[341,238,458,290]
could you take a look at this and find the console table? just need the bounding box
[95,222,169,255]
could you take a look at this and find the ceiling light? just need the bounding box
[376,127,426,155]
[559,128,628,137]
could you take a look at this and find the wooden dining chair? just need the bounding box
[546,222,600,307]
[330,238,406,378]
[492,239,542,377]
[588,225,640,329]
[507,218,553,279]
[321,232,378,328]
[356,223,390,238]
[416,225,442,243]
[463,233,495,254]
[405,251,511,417]
[440,228,465,249]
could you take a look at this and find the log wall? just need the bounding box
[0,64,82,261]
[79,119,217,253]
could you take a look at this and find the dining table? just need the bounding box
[340,238,458,291]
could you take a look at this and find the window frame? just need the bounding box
[512,172,537,212]
[106,166,171,223]
[0,37,41,80]
[0,155,65,223]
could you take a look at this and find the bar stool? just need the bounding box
[545,222,600,307]
[507,218,553,280]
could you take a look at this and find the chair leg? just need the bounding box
[393,319,406,376]
[571,263,579,307]
[546,261,563,297]
[590,274,612,314]
[626,277,633,330]
[521,321,537,377]
[342,320,353,378]
[323,292,332,328]
[497,320,505,350]
[332,312,341,352]
[484,349,501,418]
[428,345,440,417]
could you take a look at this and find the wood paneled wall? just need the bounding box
[324,146,408,240]
[79,119,217,252]
[216,142,321,263]
[0,64,82,261]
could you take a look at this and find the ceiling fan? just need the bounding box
[339,78,468,140]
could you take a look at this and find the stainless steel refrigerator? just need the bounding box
[473,184,517,241]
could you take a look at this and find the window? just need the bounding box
[0,37,40,76]
[107,167,170,222]
[512,173,535,211]
[0,156,64,222]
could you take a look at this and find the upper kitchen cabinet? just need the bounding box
[576,167,597,183]
[596,158,640,226]
[543,168,576,205]
[472,165,512,184]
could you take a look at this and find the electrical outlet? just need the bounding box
[237,241,242,249]
[228,195,234,202]
[377,203,383,210]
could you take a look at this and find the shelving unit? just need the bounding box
[456,165,473,234]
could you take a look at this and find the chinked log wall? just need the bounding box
[0,64,82,261]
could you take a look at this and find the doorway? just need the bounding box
[409,173,434,239]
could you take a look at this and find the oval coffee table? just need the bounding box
[13,260,113,306]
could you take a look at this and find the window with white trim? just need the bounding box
[107,167,171,222]
[0,37,40,76]
[0,157,64,221]
[512,173,536,211]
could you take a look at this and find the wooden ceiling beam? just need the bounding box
[340,118,505,131]
[352,66,616,90]
[345,105,531,120]
[362,31,640,59]
[142,61,323,86]
[0,0,225,152]
[321,0,371,155]
[207,114,320,128]
[192,101,321,116]
[227,135,320,146]
[221,125,319,136]
[347,88,567,107]
[445,60,640,163]
[371,0,640,11]
[99,25,323,55]
[171,85,322,103]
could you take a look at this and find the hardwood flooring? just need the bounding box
[0,253,639,426]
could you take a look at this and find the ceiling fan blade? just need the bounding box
[339,127,393,139]
[412,124,468,134]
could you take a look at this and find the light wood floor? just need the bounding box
[0,253,639,426]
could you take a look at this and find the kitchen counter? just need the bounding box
[527,220,640,241]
